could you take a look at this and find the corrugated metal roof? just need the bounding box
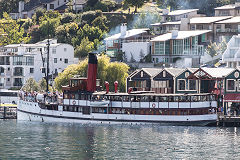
[168,9,199,16]
[164,68,185,77]
[202,68,235,78]
[162,21,181,25]
[142,68,162,77]
[190,16,232,24]
[216,16,240,24]
[150,30,211,42]
[104,28,149,41]
[215,4,236,10]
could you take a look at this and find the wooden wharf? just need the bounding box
[217,114,240,127]
[0,105,17,119]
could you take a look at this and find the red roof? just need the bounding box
[224,93,240,102]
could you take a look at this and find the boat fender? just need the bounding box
[72,100,76,105]
[152,103,156,108]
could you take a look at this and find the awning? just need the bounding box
[224,93,240,102]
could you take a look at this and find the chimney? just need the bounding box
[18,1,24,13]
[87,53,98,92]
[120,23,127,36]
[171,30,179,39]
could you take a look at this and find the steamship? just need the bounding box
[17,53,217,126]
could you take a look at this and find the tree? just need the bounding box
[130,52,136,62]
[92,16,109,32]
[124,0,148,13]
[61,13,77,24]
[54,55,129,92]
[22,78,40,92]
[0,13,30,46]
[0,0,21,17]
[32,8,46,25]
[39,18,60,39]
[134,12,162,28]
[74,37,95,58]
[206,40,227,64]
[139,49,145,62]
[106,62,129,91]
[144,53,152,63]
[87,0,99,7]
[38,78,47,92]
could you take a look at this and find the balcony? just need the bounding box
[13,83,22,87]
[216,28,240,33]
[13,71,24,76]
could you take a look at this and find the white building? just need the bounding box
[151,30,211,67]
[222,34,240,68]
[71,0,87,12]
[104,24,152,62]
[151,9,204,35]
[0,39,75,89]
[10,0,69,19]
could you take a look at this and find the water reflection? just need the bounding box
[0,120,240,159]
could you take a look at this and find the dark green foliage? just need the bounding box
[0,0,22,17]
[87,0,99,7]
[32,8,46,25]
[144,53,152,63]
[81,10,100,24]
[60,13,77,24]
[124,0,149,12]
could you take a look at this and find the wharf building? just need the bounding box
[0,39,76,89]
[127,67,240,114]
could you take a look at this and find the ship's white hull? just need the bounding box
[17,100,217,126]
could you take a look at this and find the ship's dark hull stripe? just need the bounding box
[17,109,215,126]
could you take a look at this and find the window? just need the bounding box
[54,58,57,63]
[64,48,67,52]
[107,41,114,47]
[30,68,34,73]
[238,80,240,91]
[64,59,68,64]
[8,68,10,71]
[227,79,235,91]
[42,68,46,73]
[189,80,196,90]
[50,4,54,9]
[55,69,58,73]
[201,34,206,42]
[163,71,166,77]
[191,25,195,30]
[173,40,183,55]
[154,42,165,55]
[60,58,62,61]
[7,78,10,81]
[178,79,186,91]
[52,48,56,54]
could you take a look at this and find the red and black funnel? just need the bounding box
[87,53,98,92]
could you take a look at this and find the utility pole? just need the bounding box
[46,21,50,92]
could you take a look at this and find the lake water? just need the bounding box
[0,120,240,159]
